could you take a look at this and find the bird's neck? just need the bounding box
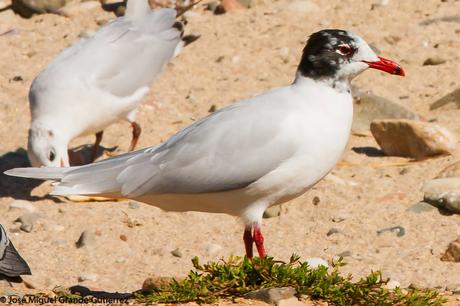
[293,72,351,94]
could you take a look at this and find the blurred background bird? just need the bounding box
[27,0,199,168]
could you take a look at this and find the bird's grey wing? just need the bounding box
[34,8,181,97]
[117,91,300,197]
[0,225,9,255]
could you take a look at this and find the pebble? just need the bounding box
[279,47,290,63]
[370,119,456,159]
[277,297,306,306]
[312,196,320,205]
[430,87,460,110]
[385,279,401,290]
[326,228,340,236]
[332,217,345,223]
[306,257,329,269]
[120,234,127,242]
[128,201,140,209]
[446,284,460,294]
[78,273,98,282]
[9,200,36,213]
[423,57,446,66]
[12,0,72,17]
[436,161,460,178]
[406,202,436,214]
[263,205,281,218]
[441,238,460,262]
[205,243,223,255]
[376,226,405,237]
[15,212,39,233]
[245,287,297,304]
[57,1,100,17]
[142,275,173,292]
[352,86,419,135]
[423,178,460,213]
[171,248,183,258]
[75,230,96,248]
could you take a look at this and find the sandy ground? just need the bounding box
[0,0,460,302]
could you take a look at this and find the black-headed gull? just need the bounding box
[0,224,31,277]
[7,30,404,258]
[27,0,197,167]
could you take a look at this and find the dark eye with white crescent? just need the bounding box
[49,149,56,162]
[336,44,353,56]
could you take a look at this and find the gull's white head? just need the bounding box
[297,29,405,82]
[27,127,69,167]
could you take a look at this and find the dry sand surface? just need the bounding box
[0,0,460,303]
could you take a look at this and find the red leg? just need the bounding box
[243,227,254,258]
[129,122,142,151]
[253,226,266,258]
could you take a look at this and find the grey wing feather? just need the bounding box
[33,8,181,97]
[0,243,32,277]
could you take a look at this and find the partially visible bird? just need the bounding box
[27,0,198,167]
[7,30,404,258]
[0,224,31,278]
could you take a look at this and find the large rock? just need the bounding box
[441,238,460,262]
[430,87,460,110]
[12,0,73,18]
[352,87,419,135]
[370,119,456,159]
[423,178,460,213]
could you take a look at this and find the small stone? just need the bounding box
[120,234,127,242]
[306,258,329,269]
[337,250,352,257]
[263,205,281,218]
[75,230,96,248]
[406,202,436,214]
[12,0,72,17]
[446,284,460,293]
[142,275,173,292]
[277,297,305,306]
[221,0,245,11]
[332,217,345,223]
[441,238,460,262]
[370,119,456,159]
[436,161,460,179]
[9,200,36,213]
[128,201,140,209]
[423,178,460,213]
[78,273,97,282]
[15,213,39,233]
[423,57,446,66]
[312,196,320,205]
[385,279,401,290]
[376,226,405,237]
[208,104,217,113]
[352,86,419,135]
[171,248,183,258]
[57,1,100,17]
[114,4,126,17]
[326,228,340,236]
[205,243,223,255]
[430,87,460,110]
[78,31,95,39]
[408,282,423,290]
[245,287,297,304]
[279,47,290,63]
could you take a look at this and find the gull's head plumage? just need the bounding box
[27,127,69,167]
[297,29,404,81]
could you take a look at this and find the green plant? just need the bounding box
[135,255,446,305]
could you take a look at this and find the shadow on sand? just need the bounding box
[69,285,132,300]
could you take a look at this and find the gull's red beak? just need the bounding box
[363,56,405,76]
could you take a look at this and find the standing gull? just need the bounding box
[7,30,404,258]
[27,0,197,167]
[0,224,31,278]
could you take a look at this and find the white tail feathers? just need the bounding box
[125,0,152,20]
[4,167,69,180]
